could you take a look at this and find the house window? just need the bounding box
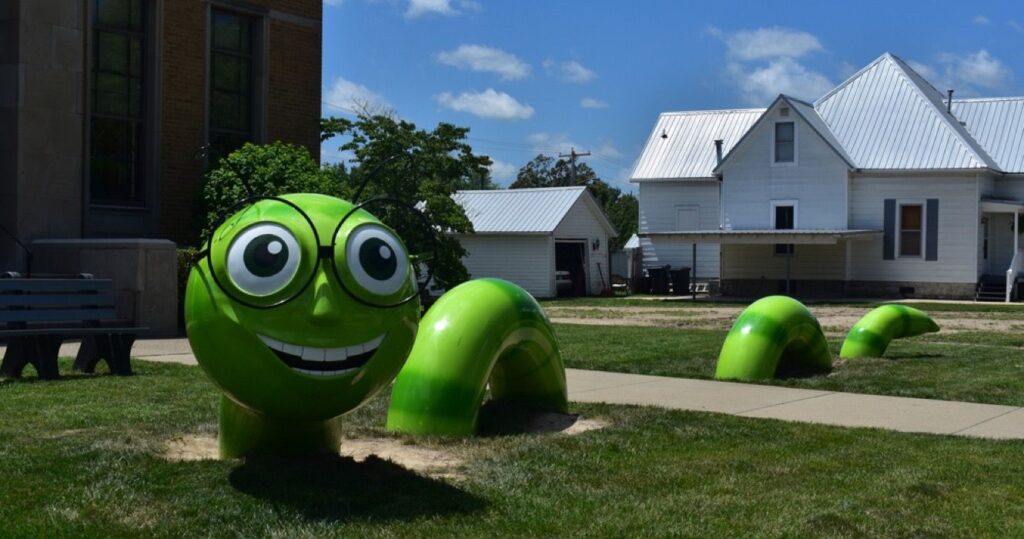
[898,204,923,257]
[88,0,147,206]
[774,122,795,163]
[208,9,260,165]
[772,202,796,255]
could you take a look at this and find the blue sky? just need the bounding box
[321,0,1024,191]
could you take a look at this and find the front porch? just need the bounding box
[641,229,882,298]
[980,198,1024,302]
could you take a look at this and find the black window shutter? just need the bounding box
[926,198,939,261]
[883,199,895,260]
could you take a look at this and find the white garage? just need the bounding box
[453,186,617,298]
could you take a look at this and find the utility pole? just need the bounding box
[559,147,591,184]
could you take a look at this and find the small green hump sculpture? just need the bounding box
[715,296,832,380]
[840,305,939,359]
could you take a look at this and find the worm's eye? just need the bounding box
[346,224,409,297]
[226,223,302,297]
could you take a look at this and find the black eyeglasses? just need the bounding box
[194,196,436,310]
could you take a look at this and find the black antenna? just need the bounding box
[195,143,254,197]
[0,223,33,277]
[352,152,411,202]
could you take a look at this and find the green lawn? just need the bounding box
[3,361,1024,536]
[555,324,1024,406]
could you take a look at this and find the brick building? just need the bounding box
[0,1,323,334]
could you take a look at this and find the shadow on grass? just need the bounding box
[229,454,486,523]
[882,352,944,360]
[476,400,580,437]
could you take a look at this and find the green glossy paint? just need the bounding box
[840,305,939,359]
[186,194,568,457]
[715,296,832,381]
[387,278,568,436]
[186,194,419,458]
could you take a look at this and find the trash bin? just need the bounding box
[670,268,690,296]
[648,265,670,295]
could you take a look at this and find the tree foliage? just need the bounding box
[197,141,338,239]
[511,154,638,251]
[322,114,495,288]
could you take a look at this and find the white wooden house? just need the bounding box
[633,52,1024,301]
[453,186,617,298]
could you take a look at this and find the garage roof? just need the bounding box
[453,186,617,235]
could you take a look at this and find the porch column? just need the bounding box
[1016,210,1020,254]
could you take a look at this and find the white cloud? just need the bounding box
[837,61,858,80]
[973,15,991,25]
[709,26,823,61]
[543,60,597,83]
[1011,20,1024,33]
[323,77,391,114]
[944,50,1011,89]
[911,50,1013,95]
[527,132,578,155]
[593,142,622,160]
[488,159,518,184]
[727,58,834,106]
[406,0,455,18]
[580,97,609,109]
[436,45,530,80]
[435,89,534,120]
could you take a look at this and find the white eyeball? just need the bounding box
[346,224,409,297]
[226,223,302,297]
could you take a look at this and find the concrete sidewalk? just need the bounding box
[28,338,1024,440]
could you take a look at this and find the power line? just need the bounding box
[558,147,592,184]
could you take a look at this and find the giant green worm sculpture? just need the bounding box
[714,295,832,380]
[839,304,939,359]
[185,193,567,458]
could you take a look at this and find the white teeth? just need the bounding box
[301,347,326,361]
[257,333,386,374]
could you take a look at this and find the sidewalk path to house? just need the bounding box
[29,338,1024,440]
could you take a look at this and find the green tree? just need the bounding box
[511,154,638,250]
[322,114,495,288]
[197,141,338,239]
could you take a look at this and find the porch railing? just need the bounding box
[1006,250,1023,303]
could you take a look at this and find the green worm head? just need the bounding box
[185,193,420,421]
[840,304,939,359]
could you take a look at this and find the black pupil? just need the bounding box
[244,234,289,277]
[360,238,397,281]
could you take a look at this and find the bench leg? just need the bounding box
[74,334,135,376]
[1,338,30,378]
[73,335,100,374]
[2,336,62,380]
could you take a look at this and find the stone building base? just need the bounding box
[30,239,178,337]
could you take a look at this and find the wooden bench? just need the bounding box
[0,276,144,380]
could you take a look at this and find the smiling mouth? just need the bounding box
[257,333,385,376]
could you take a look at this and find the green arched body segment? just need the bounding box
[840,305,939,359]
[387,278,568,436]
[715,296,832,380]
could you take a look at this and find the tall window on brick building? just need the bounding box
[89,0,147,206]
[208,9,260,165]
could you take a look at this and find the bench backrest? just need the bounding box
[0,279,118,324]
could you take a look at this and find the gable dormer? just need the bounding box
[716,95,853,230]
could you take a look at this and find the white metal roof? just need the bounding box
[641,229,882,244]
[787,98,855,167]
[630,108,764,181]
[953,97,1024,173]
[815,53,998,171]
[453,186,616,235]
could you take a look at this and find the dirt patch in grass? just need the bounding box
[162,412,607,480]
[548,305,1017,334]
[164,435,220,462]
